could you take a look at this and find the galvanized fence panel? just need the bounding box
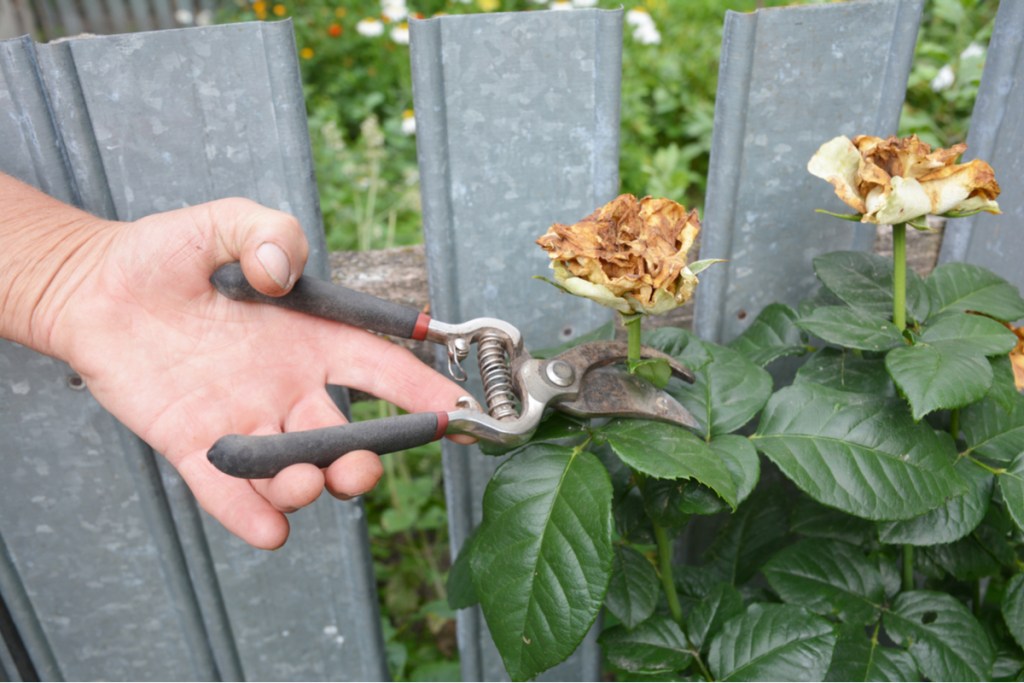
[694,0,925,345]
[410,8,622,681]
[0,20,388,681]
[939,0,1024,293]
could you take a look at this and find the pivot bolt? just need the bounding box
[544,360,575,387]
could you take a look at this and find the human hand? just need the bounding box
[31,194,467,550]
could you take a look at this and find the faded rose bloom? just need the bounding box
[536,194,701,315]
[808,134,1001,225]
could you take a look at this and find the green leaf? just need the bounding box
[689,257,727,275]
[685,583,744,653]
[878,457,993,545]
[884,590,995,681]
[962,393,1024,463]
[886,342,993,419]
[998,452,1024,533]
[753,383,964,520]
[605,545,660,629]
[927,262,1024,322]
[707,604,837,681]
[825,629,918,682]
[630,357,673,389]
[447,527,481,610]
[600,420,738,508]
[812,251,930,321]
[709,435,760,509]
[795,348,894,395]
[1002,573,1024,651]
[918,311,1018,354]
[763,539,885,625]
[798,306,905,351]
[647,328,773,439]
[470,444,613,681]
[599,616,693,675]
[728,303,807,367]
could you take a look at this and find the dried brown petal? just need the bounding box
[536,194,702,314]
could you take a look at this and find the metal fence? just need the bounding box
[1,0,1022,680]
[0,0,219,40]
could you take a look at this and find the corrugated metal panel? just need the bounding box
[410,8,621,681]
[694,0,925,344]
[0,21,387,681]
[938,0,1023,298]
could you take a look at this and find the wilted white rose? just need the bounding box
[808,134,1000,225]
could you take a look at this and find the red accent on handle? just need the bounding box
[412,312,432,341]
[433,412,450,441]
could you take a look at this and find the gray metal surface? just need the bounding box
[0,21,387,681]
[938,0,1024,306]
[694,0,925,344]
[410,8,621,681]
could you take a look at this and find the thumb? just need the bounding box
[204,197,309,297]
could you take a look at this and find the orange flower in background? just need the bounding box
[272,3,286,16]
[328,23,342,37]
[536,194,703,315]
[299,46,314,60]
[252,0,267,19]
[808,134,1001,225]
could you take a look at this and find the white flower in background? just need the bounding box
[961,42,985,60]
[528,0,547,4]
[930,64,955,92]
[195,9,212,25]
[357,17,385,37]
[551,0,573,10]
[382,0,408,22]
[390,22,410,45]
[174,8,194,24]
[401,110,416,136]
[573,0,599,6]
[626,8,661,45]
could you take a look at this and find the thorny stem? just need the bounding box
[892,222,907,332]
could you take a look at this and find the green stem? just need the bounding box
[892,223,907,332]
[949,408,960,441]
[625,315,643,364]
[653,523,684,625]
[902,544,914,592]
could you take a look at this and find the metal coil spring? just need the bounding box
[477,332,518,420]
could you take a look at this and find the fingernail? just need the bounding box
[256,242,291,289]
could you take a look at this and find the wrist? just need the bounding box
[0,174,120,361]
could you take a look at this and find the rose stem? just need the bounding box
[892,222,907,332]
[892,222,915,590]
[625,314,685,625]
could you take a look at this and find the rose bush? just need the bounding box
[450,137,1024,682]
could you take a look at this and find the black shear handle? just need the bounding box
[211,262,431,341]
[208,412,450,479]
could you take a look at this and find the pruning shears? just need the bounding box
[206,263,699,479]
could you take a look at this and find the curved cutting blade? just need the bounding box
[555,366,699,429]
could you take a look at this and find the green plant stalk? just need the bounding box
[624,315,685,626]
[892,223,915,591]
[892,223,907,332]
[653,522,685,626]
